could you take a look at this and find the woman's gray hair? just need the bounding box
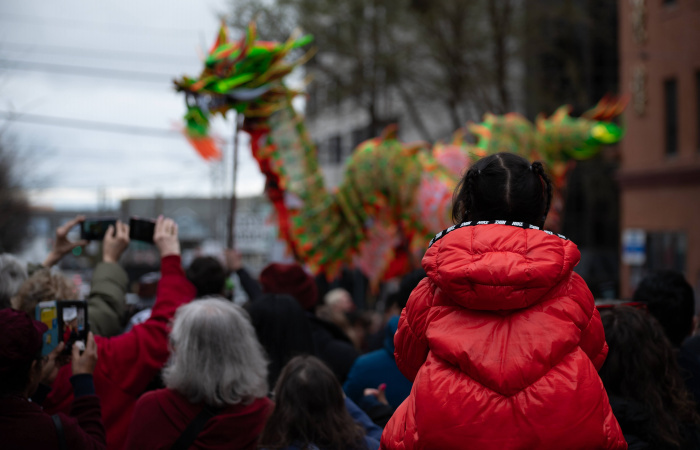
[0,254,27,310]
[163,298,269,406]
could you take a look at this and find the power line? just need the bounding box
[0,111,232,143]
[27,145,199,156]
[0,111,182,139]
[0,12,203,37]
[0,41,197,65]
[0,58,175,83]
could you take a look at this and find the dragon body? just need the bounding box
[176,23,626,285]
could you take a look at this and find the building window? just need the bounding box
[664,78,678,156]
[646,231,687,273]
[329,135,343,165]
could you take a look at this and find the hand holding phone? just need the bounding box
[43,216,89,267]
[103,221,130,263]
[72,332,98,376]
[153,216,180,257]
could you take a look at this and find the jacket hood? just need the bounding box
[383,315,400,355]
[423,221,580,311]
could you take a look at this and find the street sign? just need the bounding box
[622,228,646,265]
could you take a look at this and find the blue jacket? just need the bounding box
[343,316,412,408]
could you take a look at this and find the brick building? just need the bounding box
[618,0,700,296]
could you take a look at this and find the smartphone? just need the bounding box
[129,217,156,244]
[35,300,89,356]
[81,217,117,241]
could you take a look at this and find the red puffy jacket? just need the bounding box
[381,222,626,450]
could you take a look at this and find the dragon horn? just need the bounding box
[209,19,230,54]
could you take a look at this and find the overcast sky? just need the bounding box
[0,0,269,210]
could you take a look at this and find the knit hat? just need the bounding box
[259,263,318,311]
[0,309,47,374]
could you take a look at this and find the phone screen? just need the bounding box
[36,301,89,356]
[129,217,156,244]
[81,218,117,241]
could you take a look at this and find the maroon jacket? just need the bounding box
[0,375,106,449]
[125,388,273,449]
[43,255,196,450]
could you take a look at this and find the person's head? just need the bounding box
[163,299,268,406]
[345,310,371,350]
[11,269,76,315]
[324,288,355,313]
[451,152,553,228]
[259,263,318,311]
[600,306,699,447]
[245,294,315,387]
[260,355,366,450]
[0,309,47,398]
[633,270,695,348]
[0,254,27,310]
[186,257,226,298]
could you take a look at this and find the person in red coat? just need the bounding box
[0,309,104,449]
[381,153,626,449]
[42,216,197,450]
[125,298,273,449]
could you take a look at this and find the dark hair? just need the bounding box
[259,355,367,450]
[633,270,695,348]
[451,153,552,227]
[244,294,315,387]
[186,257,226,298]
[600,306,699,448]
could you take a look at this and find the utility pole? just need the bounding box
[227,113,242,249]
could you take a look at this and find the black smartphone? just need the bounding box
[81,218,117,241]
[129,217,156,244]
[35,300,89,356]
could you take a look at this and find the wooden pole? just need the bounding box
[227,113,241,249]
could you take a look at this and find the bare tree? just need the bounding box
[0,136,30,253]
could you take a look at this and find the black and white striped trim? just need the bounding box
[428,220,568,248]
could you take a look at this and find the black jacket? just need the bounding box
[307,314,359,383]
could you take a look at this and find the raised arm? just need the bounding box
[42,215,89,269]
[225,249,262,301]
[94,217,196,395]
[88,221,130,337]
[394,278,433,382]
[59,333,107,449]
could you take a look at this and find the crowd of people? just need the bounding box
[1,152,699,449]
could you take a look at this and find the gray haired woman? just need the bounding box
[125,299,272,450]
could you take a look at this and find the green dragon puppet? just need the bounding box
[175,22,626,286]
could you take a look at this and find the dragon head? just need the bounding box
[174,21,313,159]
[534,96,627,164]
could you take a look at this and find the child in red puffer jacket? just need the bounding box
[381,153,626,450]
